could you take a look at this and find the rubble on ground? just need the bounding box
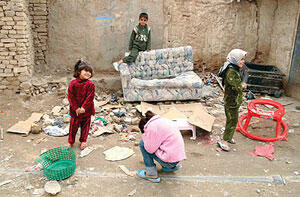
[8,72,294,148]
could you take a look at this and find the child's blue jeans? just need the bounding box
[139,140,179,176]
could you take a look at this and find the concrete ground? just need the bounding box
[0,93,300,197]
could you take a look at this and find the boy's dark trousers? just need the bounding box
[223,105,239,141]
[123,48,140,64]
[68,116,91,144]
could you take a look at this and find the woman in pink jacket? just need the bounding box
[137,111,186,183]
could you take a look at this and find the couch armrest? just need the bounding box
[119,63,131,89]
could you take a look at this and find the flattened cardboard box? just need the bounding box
[140,102,215,132]
[7,113,43,135]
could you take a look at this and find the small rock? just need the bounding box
[256,189,261,194]
[114,124,123,133]
[51,106,62,116]
[120,108,126,113]
[60,108,69,114]
[31,123,42,134]
[62,98,69,106]
[128,134,136,141]
[127,126,140,133]
[25,185,34,190]
[106,116,113,123]
[112,116,121,123]
[130,108,137,114]
[124,117,132,124]
[128,188,136,196]
[42,114,49,120]
[44,181,61,195]
[32,188,45,196]
[294,171,299,175]
[131,117,139,125]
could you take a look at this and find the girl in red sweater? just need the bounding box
[66,60,95,150]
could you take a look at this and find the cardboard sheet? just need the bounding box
[7,113,43,135]
[139,102,215,132]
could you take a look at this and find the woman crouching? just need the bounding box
[137,111,186,183]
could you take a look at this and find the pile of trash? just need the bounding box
[7,91,143,143]
[8,73,287,143]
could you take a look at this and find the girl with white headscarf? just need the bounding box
[217,49,247,151]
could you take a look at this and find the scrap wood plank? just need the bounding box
[7,113,43,135]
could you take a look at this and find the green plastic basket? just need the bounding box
[35,146,76,180]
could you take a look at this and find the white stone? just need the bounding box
[44,181,61,195]
[51,106,62,116]
[32,188,45,196]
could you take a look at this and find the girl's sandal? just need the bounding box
[80,142,87,150]
[65,143,72,147]
[217,141,230,152]
[137,169,160,183]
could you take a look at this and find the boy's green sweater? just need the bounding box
[128,24,151,51]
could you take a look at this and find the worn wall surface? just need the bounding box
[46,0,164,75]
[1,0,299,95]
[28,0,49,74]
[267,0,300,77]
[30,0,300,78]
[163,0,258,72]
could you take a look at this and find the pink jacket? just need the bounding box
[142,115,186,163]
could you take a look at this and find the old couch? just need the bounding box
[119,46,203,102]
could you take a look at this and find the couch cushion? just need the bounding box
[127,46,194,79]
[131,71,203,89]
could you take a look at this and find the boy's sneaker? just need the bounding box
[113,62,119,71]
[162,165,182,172]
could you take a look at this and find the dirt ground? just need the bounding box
[0,92,300,197]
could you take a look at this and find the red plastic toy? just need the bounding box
[237,98,289,142]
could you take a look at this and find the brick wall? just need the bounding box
[0,0,34,95]
[28,0,48,74]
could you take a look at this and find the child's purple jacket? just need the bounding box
[142,115,186,163]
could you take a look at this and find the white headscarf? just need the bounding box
[219,49,247,75]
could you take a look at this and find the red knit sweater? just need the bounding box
[67,77,95,118]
